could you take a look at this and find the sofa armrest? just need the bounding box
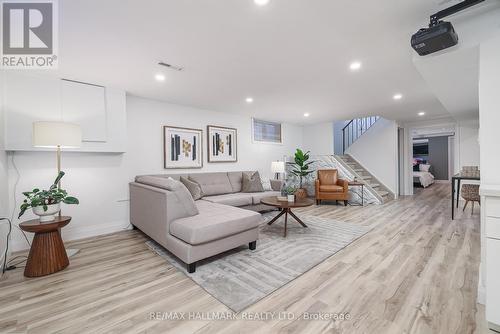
[315,179,320,194]
[270,179,284,191]
[130,182,172,246]
[337,179,349,193]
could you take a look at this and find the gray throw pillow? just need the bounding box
[165,177,199,217]
[241,171,265,193]
[180,176,202,200]
[135,175,198,217]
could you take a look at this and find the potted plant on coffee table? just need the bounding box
[18,171,80,222]
[284,186,297,202]
[288,148,315,199]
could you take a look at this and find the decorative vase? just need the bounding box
[295,188,308,199]
[287,195,295,202]
[32,203,61,222]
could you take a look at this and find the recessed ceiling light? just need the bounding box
[155,73,166,82]
[254,0,270,6]
[246,97,254,103]
[304,113,310,117]
[393,93,403,100]
[418,111,426,116]
[349,61,362,71]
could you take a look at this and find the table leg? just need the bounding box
[25,230,69,277]
[267,209,286,225]
[284,210,288,238]
[456,179,461,208]
[288,210,308,227]
[452,178,455,220]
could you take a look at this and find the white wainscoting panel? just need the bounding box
[481,186,500,330]
[486,238,500,327]
[486,217,500,240]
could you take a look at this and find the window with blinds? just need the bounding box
[252,119,282,144]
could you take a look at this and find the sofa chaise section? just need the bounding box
[170,200,259,247]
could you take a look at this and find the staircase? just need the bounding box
[335,154,394,203]
[342,116,380,154]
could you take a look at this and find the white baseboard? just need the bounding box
[478,283,486,305]
[489,322,500,333]
[10,220,131,253]
[478,260,486,305]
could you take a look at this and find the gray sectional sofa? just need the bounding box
[129,171,282,273]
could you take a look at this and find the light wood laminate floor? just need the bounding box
[0,184,491,333]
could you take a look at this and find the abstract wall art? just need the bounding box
[207,125,237,163]
[163,126,203,169]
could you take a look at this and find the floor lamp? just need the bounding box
[32,121,82,257]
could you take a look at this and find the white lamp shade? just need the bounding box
[271,161,285,173]
[33,121,82,148]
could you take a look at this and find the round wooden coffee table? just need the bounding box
[19,216,71,278]
[261,196,314,237]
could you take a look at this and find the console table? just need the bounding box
[19,216,71,277]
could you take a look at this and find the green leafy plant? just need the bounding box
[18,171,79,219]
[284,186,297,195]
[288,148,315,188]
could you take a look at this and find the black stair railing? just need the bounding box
[342,116,380,154]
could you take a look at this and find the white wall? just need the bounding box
[0,72,8,216]
[6,94,303,252]
[3,73,127,153]
[346,118,398,194]
[479,37,500,186]
[479,34,500,328]
[302,122,333,156]
[126,96,302,180]
[0,71,10,271]
[457,119,480,171]
[7,151,130,251]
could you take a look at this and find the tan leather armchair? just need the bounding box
[315,169,349,205]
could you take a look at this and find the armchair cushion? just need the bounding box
[319,185,344,193]
[318,170,338,185]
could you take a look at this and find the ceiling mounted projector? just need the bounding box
[411,0,484,56]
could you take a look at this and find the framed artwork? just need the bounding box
[207,125,237,163]
[163,126,203,169]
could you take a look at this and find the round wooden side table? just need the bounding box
[19,216,71,278]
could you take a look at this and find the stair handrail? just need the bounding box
[342,116,380,154]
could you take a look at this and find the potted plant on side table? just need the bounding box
[18,171,79,222]
[288,148,315,199]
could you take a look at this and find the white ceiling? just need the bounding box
[413,1,500,121]
[44,0,499,124]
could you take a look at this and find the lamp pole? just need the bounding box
[57,145,61,187]
[57,145,62,218]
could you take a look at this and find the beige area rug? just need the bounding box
[146,212,370,312]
